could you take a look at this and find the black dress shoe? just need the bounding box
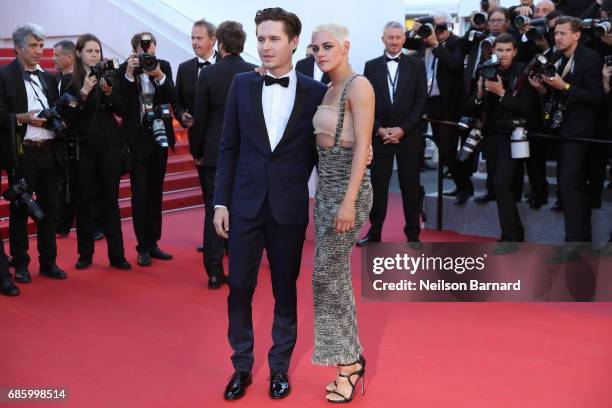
[269,371,291,399]
[150,247,173,260]
[110,258,132,270]
[474,192,496,204]
[408,240,423,250]
[93,232,104,241]
[356,235,380,247]
[224,371,252,401]
[197,244,203,252]
[137,252,151,267]
[492,241,519,255]
[454,188,473,205]
[1,277,20,296]
[550,200,563,212]
[208,274,227,289]
[39,264,67,279]
[443,188,458,197]
[14,265,32,283]
[75,256,92,270]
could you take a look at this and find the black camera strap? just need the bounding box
[25,75,50,111]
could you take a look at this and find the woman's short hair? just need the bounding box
[313,23,350,44]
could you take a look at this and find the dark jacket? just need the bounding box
[0,59,62,169]
[363,54,427,154]
[118,59,175,159]
[191,54,256,166]
[295,55,330,84]
[213,71,327,225]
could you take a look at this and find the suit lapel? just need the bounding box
[392,57,409,107]
[274,74,310,151]
[11,61,28,113]
[250,76,272,152]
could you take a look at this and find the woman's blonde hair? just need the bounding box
[312,23,350,44]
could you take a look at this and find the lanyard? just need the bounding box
[26,75,49,110]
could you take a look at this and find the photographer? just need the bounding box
[119,32,175,267]
[408,11,474,204]
[64,34,131,270]
[468,33,537,251]
[529,16,604,255]
[0,23,67,282]
[1,233,19,296]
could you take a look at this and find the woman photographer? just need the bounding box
[66,33,131,270]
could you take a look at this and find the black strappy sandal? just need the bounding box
[326,356,366,403]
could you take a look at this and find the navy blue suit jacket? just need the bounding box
[214,71,327,225]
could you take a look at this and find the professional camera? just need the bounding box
[458,126,484,162]
[138,33,158,73]
[466,29,488,42]
[515,15,531,27]
[415,16,434,38]
[37,93,78,138]
[473,11,488,26]
[143,103,171,148]
[525,53,557,79]
[458,116,481,130]
[510,119,530,159]
[543,99,566,129]
[478,54,500,80]
[90,58,120,86]
[525,18,549,41]
[582,19,612,37]
[2,178,44,222]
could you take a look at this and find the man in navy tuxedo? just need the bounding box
[213,7,326,401]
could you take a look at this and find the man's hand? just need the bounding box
[126,54,140,78]
[386,127,405,142]
[412,21,422,35]
[603,65,612,94]
[515,5,533,16]
[16,110,46,127]
[541,73,568,91]
[423,32,439,48]
[194,158,204,166]
[100,77,112,96]
[485,75,505,97]
[534,36,549,51]
[528,75,547,94]
[182,112,194,128]
[213,207,230,239]
[147,63,165,82]
[601,33,612,46]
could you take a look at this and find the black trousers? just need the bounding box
[9,145,60,268]
[57,156,77,234]
[227,198,306,373]
[491,134,525,241]
[76,144,125,261]
[586,143,608,208]
[484,133,524,201]
[558,140,592,242]
[130,147,168,253]
[197,165,225,278]
[0,231,9,280]
[525,137,549,201]
[368,152,421,241]
[427,98,472,191]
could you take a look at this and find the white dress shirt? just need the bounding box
[262,68,296,151]
[385,52,401,104]
[198,51,217,76]
[22,66,55,141]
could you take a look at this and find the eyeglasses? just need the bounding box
[489,18,507,24]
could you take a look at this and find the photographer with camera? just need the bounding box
[467,34,538,252]
[0,23,67,283]
[528,16,604,257]
[62,34,131,271]
[407,11,474,204]
[119,32,175,267]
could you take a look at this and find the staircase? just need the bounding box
[0,48,55,70]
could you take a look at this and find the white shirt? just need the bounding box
[313,59,324,82]
[262,68,296,151]
[385,52,401,104]
[198,51,217,76]
[424,47,440,97]
[22,65,55,141]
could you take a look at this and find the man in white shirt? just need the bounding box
[0,23,68,284]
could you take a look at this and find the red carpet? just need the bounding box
[1,195,611,407]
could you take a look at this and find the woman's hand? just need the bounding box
[81,75,97,96]
[100,77,112,96]
[335,200,355,233]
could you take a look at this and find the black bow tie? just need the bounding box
[385,56,401,63]
[25,69,41,77]
[264,75,290,87]
[198,61,211,69]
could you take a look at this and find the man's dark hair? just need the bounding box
[131,32,157,51]
[489,7,511,22]
[216,21,246,55]
[193,19,216,38]
[555,16,582,32]
[254,7,301,40]
[53,40,75,54]
[493,32,517,48]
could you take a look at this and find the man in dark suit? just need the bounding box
[0,23,67,282]
[213,7,326,401]
[406,11,473,204]
[119,32,176,267]
[191,21,256,289]
[358,21,427,246]
[531,17,604,257]
[295,52,330,84]
[174,19,219,253]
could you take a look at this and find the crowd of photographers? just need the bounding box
[405,0,612,256]
[1,0,611,296]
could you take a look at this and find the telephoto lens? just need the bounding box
[152,119,169,148]
[458,128,484,162]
